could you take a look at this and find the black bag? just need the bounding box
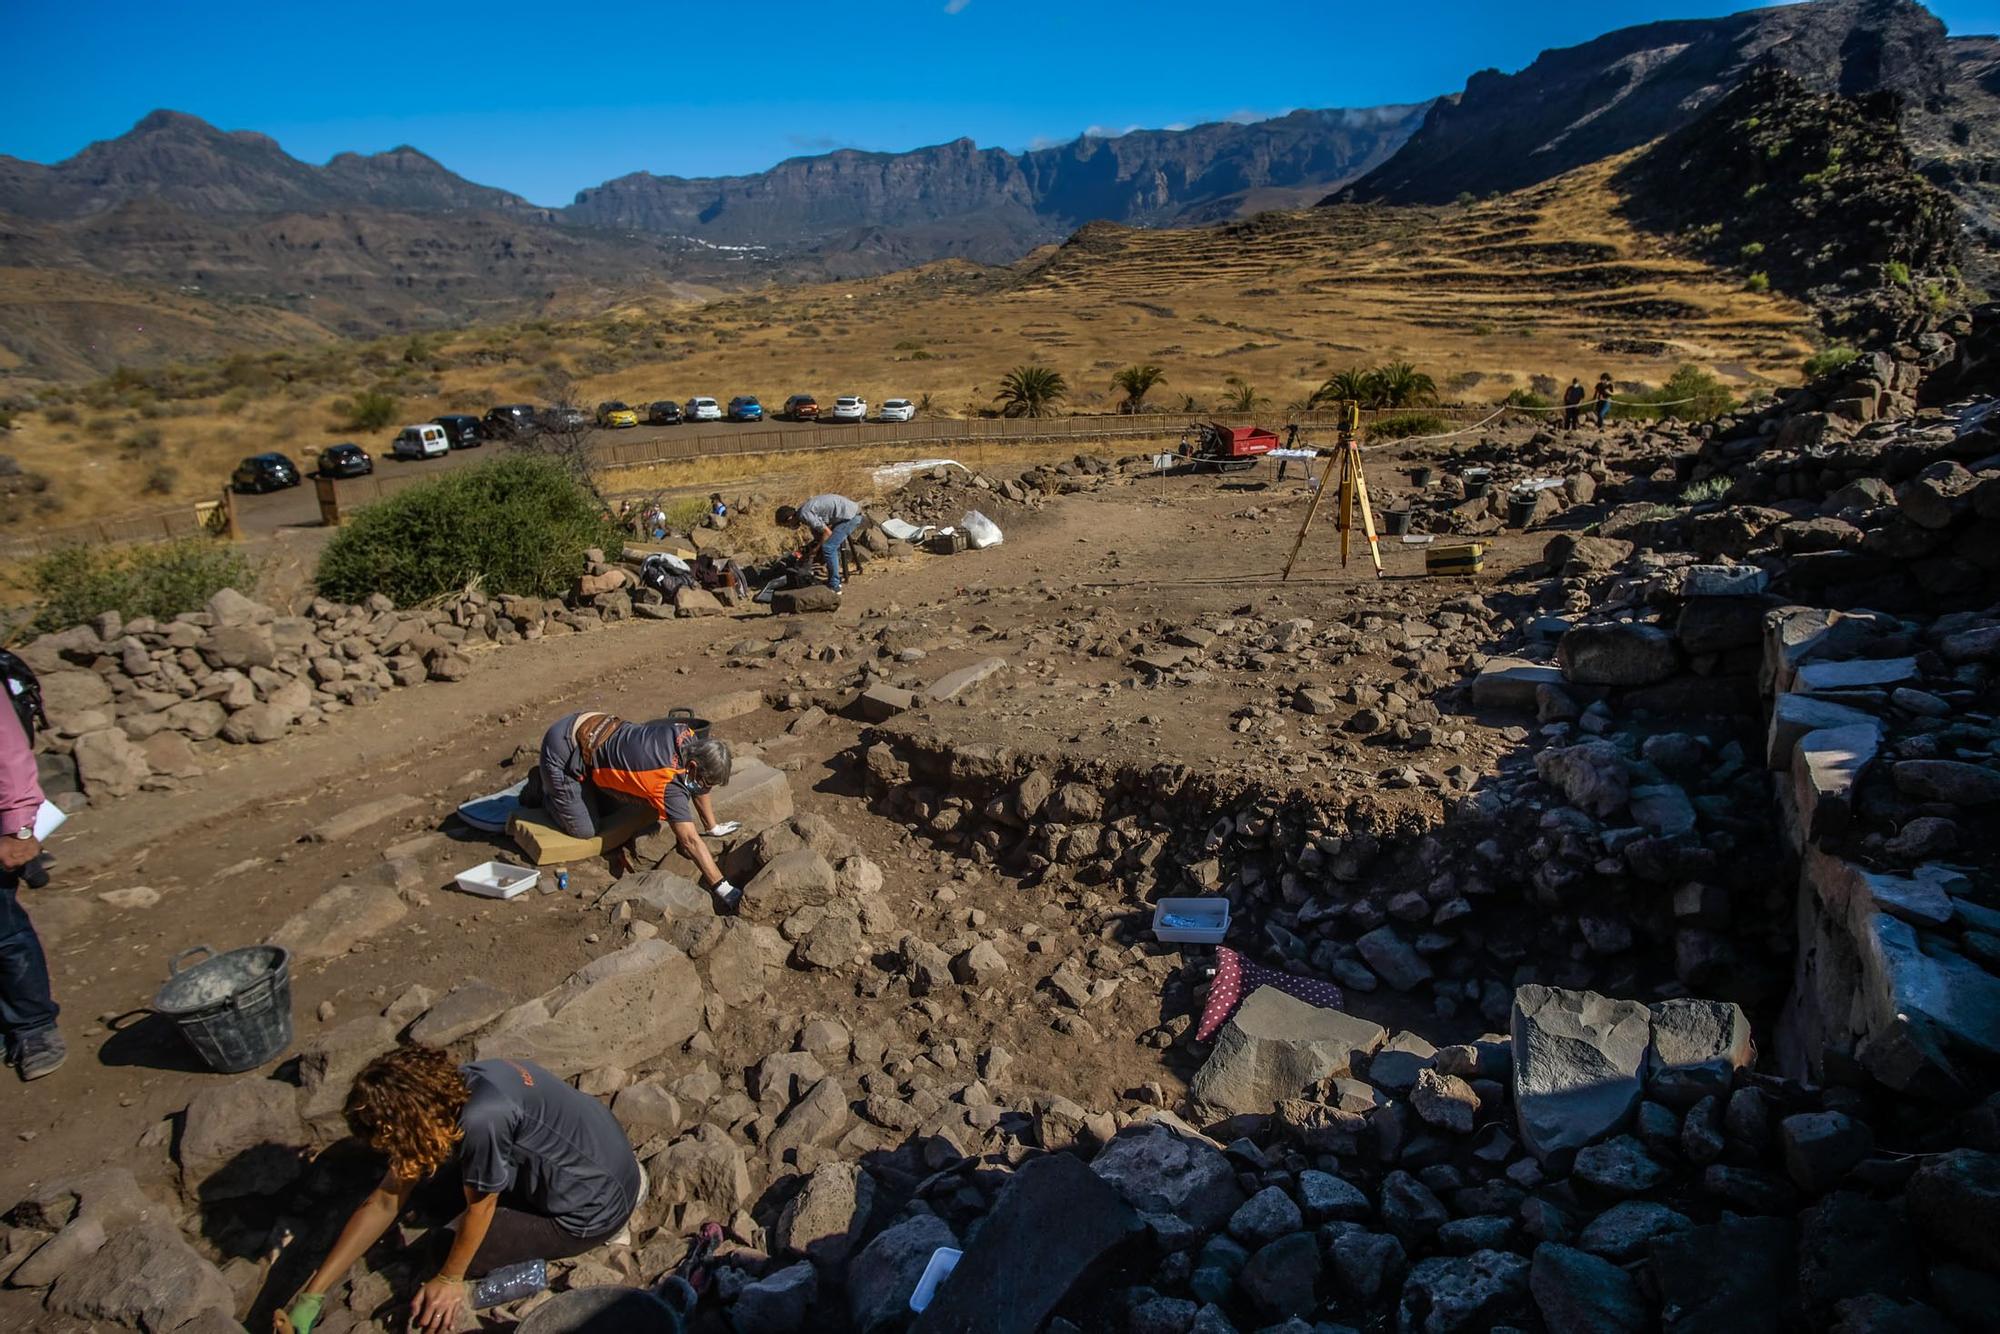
[639,555,695,599]
[0,649,46,744]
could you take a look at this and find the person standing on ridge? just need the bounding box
[1593,373,1615,430]
[1561,378,1586,431]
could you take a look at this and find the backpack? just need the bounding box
[0,649,46,744]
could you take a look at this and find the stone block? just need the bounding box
[475,940,701,1076]
[406,979,513,1045]
[1766,693,1878,770]
[926,656,1008,703]
[1190,987,1387,1118]
[1471,658,1564,711]
[269,883,407,960]
[1558,623,1679,686]
[710,759,793,835]
[1511,985,1650,1170]
[1793,723,1882,839]
[855,685,918,722]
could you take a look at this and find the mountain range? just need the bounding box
[1,0,1995,382]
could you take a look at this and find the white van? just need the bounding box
[392,423,450,460]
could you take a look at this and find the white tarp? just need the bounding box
[960,510,1003,548]
[879,517,936,543]
[872,458,969,488]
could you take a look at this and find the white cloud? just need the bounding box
[944,0,971,13]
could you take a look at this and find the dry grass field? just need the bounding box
[1,156,1816,528]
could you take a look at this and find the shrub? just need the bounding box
[143,464,179,495]
[315,454,621,607]
[120,425,164,454]
[335,390,398,431]
[44,404,78,425]
[1739,242,1766,259]
[1681,476,1732,504]
[1612,364,1736,422]
[1502,389,1553,409]
[1367,412,1448,441]
[1743,272,1771,293]
[1886,260,1912,288]
[29,538,256,634]
[1803,343,1860,380]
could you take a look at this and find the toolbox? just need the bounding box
[1426,542,1487,576]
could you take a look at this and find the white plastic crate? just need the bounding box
[1152,896,1230,944]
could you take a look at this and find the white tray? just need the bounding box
[454,860,540,900]
[1152,896,1230,944]
[909,1247,962,1313]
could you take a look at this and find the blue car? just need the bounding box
[727,395,764,422]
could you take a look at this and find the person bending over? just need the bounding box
[278,1046,643,1334]
[775,494,865,594]
[531,710,742,912]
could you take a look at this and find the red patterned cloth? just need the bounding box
[1196,946,1346,1042]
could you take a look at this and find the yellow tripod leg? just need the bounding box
[1280,449,1342,581]
[1351,446,1384,576]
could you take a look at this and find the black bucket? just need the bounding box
[1384,509,1413,536]
[666,706,711,742]
[1464,479,1491,500]
[153,944,293,1074]
[1508,494,1540,528]
[1409,466,1434,488]
[518,1287,680,1334]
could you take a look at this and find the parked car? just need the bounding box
[392,423,451,460]
[782,394,820,421]
[728,395,764,422]
[316,443,373,478]
[646,400,684,425]
[879,398,916,422]
[596,401,640,428]
[432,414,484,449]
[484,404,538,438]
[539,405,589,430]
[685,396,723,422]
[231,452,300,493]
[831,395,868,422]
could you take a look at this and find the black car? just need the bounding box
[232,453,301,493]
[316,443,373,479]
[432,414,484,449]
[646,400,683,425]
[539,405,589,431]
[483,404,538,439]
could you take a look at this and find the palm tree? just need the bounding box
[1218,375,1267,412]
[1311,367,1377,408]
[1111,364,1167,414]
[995,364,1068,418]
[1372,362,1438,408]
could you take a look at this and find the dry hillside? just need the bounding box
[0,157,1815,526]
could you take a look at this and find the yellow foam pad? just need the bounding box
[508,801,658,866]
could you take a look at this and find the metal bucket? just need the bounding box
[153,944,293,1074]
[666,706,711,742]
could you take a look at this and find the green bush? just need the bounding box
[1739,242,1766,259]
[1502,388,1553,409]
[334,390,398,431]
[1612,364,1736,423]
[1743,271,1771,293]
[316,454,621,607]
[1366,412,1449,441]
[29,538,256,634]
[1803,344,1861,380]
[1885,260,1912,288]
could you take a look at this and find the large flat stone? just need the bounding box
[1090,1121,1245,1237]
[406,978,513,1045]
[1793,723,1882,839]
[1190,987,1386,1119]
[1511,985,1650,1170]
[1794,656,1918,695]
[911,1151,1141,1334]
[710,759,794,834]
[178,1079,306,1203]
[1558,622,1679,686]
[1471,658,1564,711]
[1650,1217,1796,1334]
[1766,693,1878,769]
[475,940,701,1076]
[926,656,1008,703]
[268,882,408,960]
[848,1213,958,1334]
[47,1220,235,1332]
[308,794,423,843]
[1646,999,1752,1108]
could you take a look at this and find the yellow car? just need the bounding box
[595,400,639,429]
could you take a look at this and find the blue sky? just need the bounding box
[5,0,1999,205]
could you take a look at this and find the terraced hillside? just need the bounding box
[3,157,1815,527]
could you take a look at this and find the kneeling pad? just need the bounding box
[508,800,658,865]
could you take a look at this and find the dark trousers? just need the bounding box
[421,1165,630,1277]
[0,867,59,1050]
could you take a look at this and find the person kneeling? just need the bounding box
[278,1046,644,1334]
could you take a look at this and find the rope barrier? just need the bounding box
[1352,396,1708,446]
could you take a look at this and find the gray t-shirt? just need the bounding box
[458,1059,641,1238]
[797,493,862,531]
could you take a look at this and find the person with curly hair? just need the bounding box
[277,1046,643,1334]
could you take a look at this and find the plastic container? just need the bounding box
[473,1259,548,1309]
[1151,897,1231,945]
[153,944,293,1073]
[1409,466,1435,487]
[1507,494,1539,528]
[909,1247,963,1314]
[1384,509,1413,536]
[666,706,711,742]
[454,861,541,899]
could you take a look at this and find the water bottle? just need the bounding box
[471,1259,547,1309]
[555,869,569,894]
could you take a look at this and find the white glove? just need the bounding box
[706,821,741,837]
[711,879,738,899]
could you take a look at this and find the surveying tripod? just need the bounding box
[1281,400,1383,579]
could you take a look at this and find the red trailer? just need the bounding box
[1182,421,1280,472]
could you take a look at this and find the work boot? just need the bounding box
[15,1027,66,1081]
